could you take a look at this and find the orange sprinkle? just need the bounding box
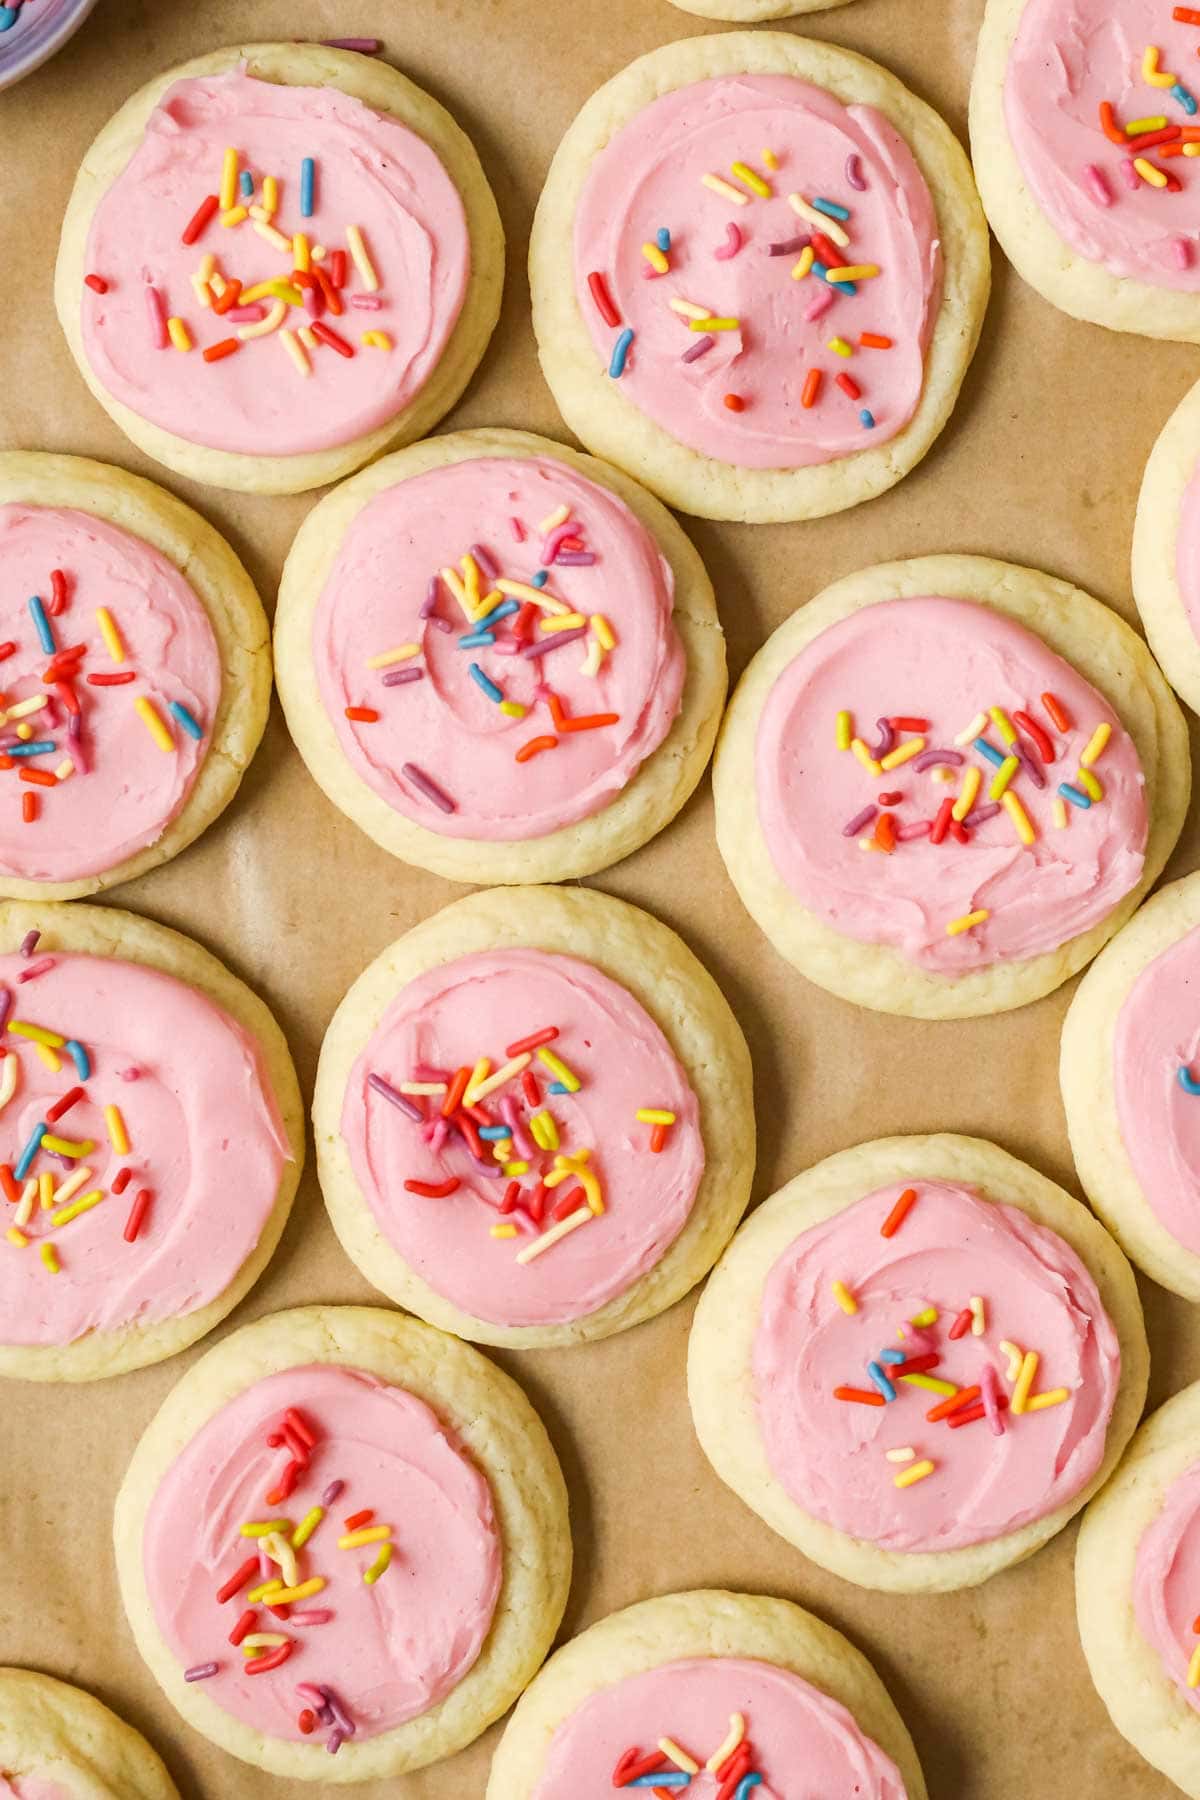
[834,1386,886,1407]
[558,711,619,734]
[880,1187,917,1238]
[203,338,240,363]
[1041,691,1072,732]
[21,793,37,823]
[860,331,893,349]
[801,367,822,408]
[873,811,896,853]
[723,393,746,411]
[441,1066,470,1119]
[515,735,558,763]
[211,278,243,316]
[650,1123,667,1153]
[344,706,379,722]
[1099,100,1127,144]
[927,1385,980,1422]
[18,769,56,788]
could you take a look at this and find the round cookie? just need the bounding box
[971,0,1200,339]
[1077,1382,1200,1797]
[1061,871,1200,1299]
[530,32,989,523]
[55,44,503,495]
[0,897,303,1382]
[314,885,754,1348]
[486,1589,927,1799]
[0,452,270,900]
[1133,375,1200,714]
[274,428,726,884]
[712,553,1190,1019]
[114,1303,571,1783]
[688,1134,1147,1593]
[0,1668,179,1800]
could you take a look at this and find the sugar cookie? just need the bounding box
[0,1668,178,1800]
[1133,375,1200,714]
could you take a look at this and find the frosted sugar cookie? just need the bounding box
[114,1305,571,1782]
[689,1135,1147,1592]
[0,453,269,900]
[1077,1382,1200,1796]
[314,885,754,1348]
[531,32,989,522]
[0,898,302,1383]
[1134,375,1200,713]
[972,0,1200,337]
[275,429,725,884]
[486,1589,927,1799]
[712,553,1189,1018]
[0,1669,178,1800]
[56,45,503,494]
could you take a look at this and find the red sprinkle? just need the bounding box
[1041,691,1072,732]
[203,338,240,363]
[930,797,954,844]
[948,1306,974,1340]
[891,1352,940,1378]
[298,1709,317,1735]
[500,1180,521,1214]
[0,644,16,663]
[948,818,968,844]
[123,1188,152,1242]
[1013,710,1055,762]
[344,705,379,722]
[834,1385,886,1406]
[46,1086,84,1124]
[614,1749,670,1783]
[403,1175,460,1198]
[86,672,136,685]
[527,1180,547,1224]
[285,1407,316,1448]
[21,793,38,823]
[587,270,621,327]
[880,1187,917,1237]
[111,1166,133,1194]
[878,790,903,806]
[521,1070,540,1106]
[552,1184,586,1222]
[723,393,746,412]
[216,1555,259,1604]
[455,1112,484,1160]
[344,1509,374,1531]
[229,1608,256,1646]
[1126,125,1182,152]
[182,194,220,245]
[312,266,344,316]
[53,680,80,716]
[245,1642,294,1676]
[812,231,848,268]
[311,320,354,358]
[506,1026,558,1058]
[889,716,929,731]
[49,570,69,615]
[329,249,348,290]
[84,273,109,294]
[265,1460,301,1506]
[836,372,862,400]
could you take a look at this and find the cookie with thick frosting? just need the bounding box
[314,885,754,1348]
[55,45,503,495]
[0,1669,178,1800]
[531,32,989,522]
[486,1589,927,1799]
[689,1134,1147,1592]
[0,898,302,1382]
[713,553,1190,1018]
[114,1305,571,1782]
[274,428,726,884]
[1133,375,1200,714]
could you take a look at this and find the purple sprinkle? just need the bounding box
[767,234,810,255]
[18,931,39,958]
[912,748,963,772]
[382,667,424,687]
[681,333,714,363]
[327,1730,344,1755]
[319,37,381,52]
[846,153,867,191]
[964,803,1001,827]
[17,957,55,983]
[521,625,588,659]
[0,985,11,1033]
[320,1686,356,1737]
[555,552,596,566]
[470,543,499,581]
[367,1073,423,1120]
[67,712,89,774]
[470,1154,504,1179]
[401,763,456,814]
[184,1662,220,1682]
[870,718,895,758]
[419,576,441,620]
[1010,739,1047,789]
[842,804,878,838]
[320,1480,344,1506]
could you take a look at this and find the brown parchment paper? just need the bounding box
[2,1,1199,1795]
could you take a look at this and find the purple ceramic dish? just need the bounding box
[0,0,100,92]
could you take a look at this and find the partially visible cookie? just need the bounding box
[688,1134,1147,1592]
[669,0,856,14]
[0,1668,178,1800]
[486,1589,927,1799]
[114,1305,572,1783]
[1133,376,1200,716]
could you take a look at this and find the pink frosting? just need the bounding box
[573,74,942,467]
[755,596,1147,973]
[340,948,704,1328]
[1004,0,1200,289]
[1114,924,1200,1256]
[1176,460,1200,634]
[752,1180,1121,1552]
[0,505,220,882]
[531,1656,907,1799]
[80,72,470,456]
[1134,1459,1200,1710]
[311,455,685,840]
[142,1364,502,1742]
[0,1781,70,1800]
[0,949,290,1348]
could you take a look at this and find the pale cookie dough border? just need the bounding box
[54,44,504,496]
[530,32,990,524]
[113,1304,572,1784]
[485,1588,928,1799]
[0,1668,179,1800]
[687,1133,1148,1594]
[0,897,304,1384]
[274,427,727,885]
[0,452,271,901]
[971,0,1200,341]
[1061,871,1200,1300]
[1133,376,1200,716]
[712,552,1191,1020]
[314,884,755,1348]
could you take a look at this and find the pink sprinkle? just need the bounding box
[16,957,55,983]
[980,1360,1005,1437]
[303,286,324,318]
[845,153,867,192]
[804,286,836,323]
[500,1093,534,1159]
[540,521,574,564]
[470,543,499,581]
[901,1326,936,1356]
[714,221,743,260]
[1172,236,1192,270]
[226,304,267,323]
[428,1118,449,1154]
[144,284,168,349]
[509,516,525,541]
[1119,158,1140,191]
[290,1608,333,1625]
[1081,163,1112,208]
[896,821,932,841]
[350,294,384,309]
[491,640,519,656]
[119,1066,141,1081]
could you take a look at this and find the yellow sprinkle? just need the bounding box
[292,232,311,272]
[946,909,989,937]
[954,710,988,746]
[1186,141,1200,156]
[730,160,771,198]
[51,1166,92,1209]
[501,1161,530,1178]
[1077,768,1103,802]
[988,755,1019,801]
[1011,1349,1039,1414]
[367,644,420,669]
[50,1189,103,1228]
[298,325,319,352]
[530,1111,556,1152]
[40,1243,59,1274]
[827,263,880,282]
[828,336,853,357]
[362,331,393,351]
[659,1738,700,1776]
[54,759,74,782]
[642,240,670,273]
[999,1339,1024,1381]
[1189,1644,1200,1690]
[1143,44,1176,86]
[279,328,311,377]
[893,1459,936,1490]
[17,1179,39,1227]
[668,298,712,319]
[787,192,850,246]
[986,706,1015,745]
[291,1507,324,1549]
[9,1021,65,1047]
[705,1714,746,1773]
[952,765,981,821]
[880,737,926,771]
[267,1577,326,1605]
[1126,115,1168,134]
[590,614,616,651]
[515,1208,593,1263]
[6,696,46,721]
[238,298,287,341]
[191,254,216,308]
[540,612,588,632]
[831,1279,858,1314]
[836,710,853,750]
[850,737,883,777]
[689,316,740,331]
[345,223,380,292]
[363,1543,392,1585]
[636,1108,676,1125]
[701,172,749,205]
[250,218,290,251]
[219,147,239,211]
[884,1447,915,1463]
[338,1525,392,1550]
[262,175,278,216]
[1134,156,1169,188]
[1002,790,1036,846]
[1027,1387,1071,1411]
[495,577,571,615]
[40,1134,93,1159]
[246,1578,283,1603]
[490,1223,518,1238]
[790,245,815,280]
[134,697,174,754]
[1080,722,1111,767]
[537,504,571,534]
[910,1308,939,1330]
[467,1055,531,1104]
[0,1055,15,1115]
[241,1633,287,1649]
[104,1104,130,1156]
[34,1043,60,1072]
[167,316,192,352]
[969,1295,986,1336]
[900,1372,957,1396]
[6,1227,28,1248]
[239,1519,294,1538]
[762,148,779,169]
[15,727,31,742]
[220,206,249,228]
[538,1047,581,1091]
[1052,796,1069,829]
[95,607,125,663]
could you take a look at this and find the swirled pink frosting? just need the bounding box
[0,504,220,882]
[1135,1459,1200,1710]
[752,1180,1121,1552]
[0,1780,69,1800]
[531,1656,907,1798]
[142,1364,502,1741]
[80,71,470,455]
[572,74,942,467]
[311,455,685,840]
[1176,460,1200,635]
[1004,0,1200,288]
[340,948,704,1328]
[754,596,1147,973]
[0,949,289,1349]
[1114,924,1200,1256]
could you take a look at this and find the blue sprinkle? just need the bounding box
[27,595,54,655]
[14,1120,47,1182]
[1059,781,1092,810]
[458,631,496,650]
[167,701,204,741]
[1179,1064,1200,1096]
[655,227,671,252]
[471,598,520,633]
[65,1039,91,1081]
[548,1081,569,1095]
[860,408,876,429]
[879,1347,906,1365]
[531,570,549,588]
[867,1360,897,1402]
[1172,81,1198,115]
[300,157,315,218]
[478,1125,511,1140]
[0,8,18,29]
[811,260,856,295]
[735,1779,764,1799]
[629,1778,690,1790]
[812,195,851,221]
[6,741,56,758]
[608,327,634,378]
[239,169,254,199]
[468,663,504,704]
[973,736,1006,768]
